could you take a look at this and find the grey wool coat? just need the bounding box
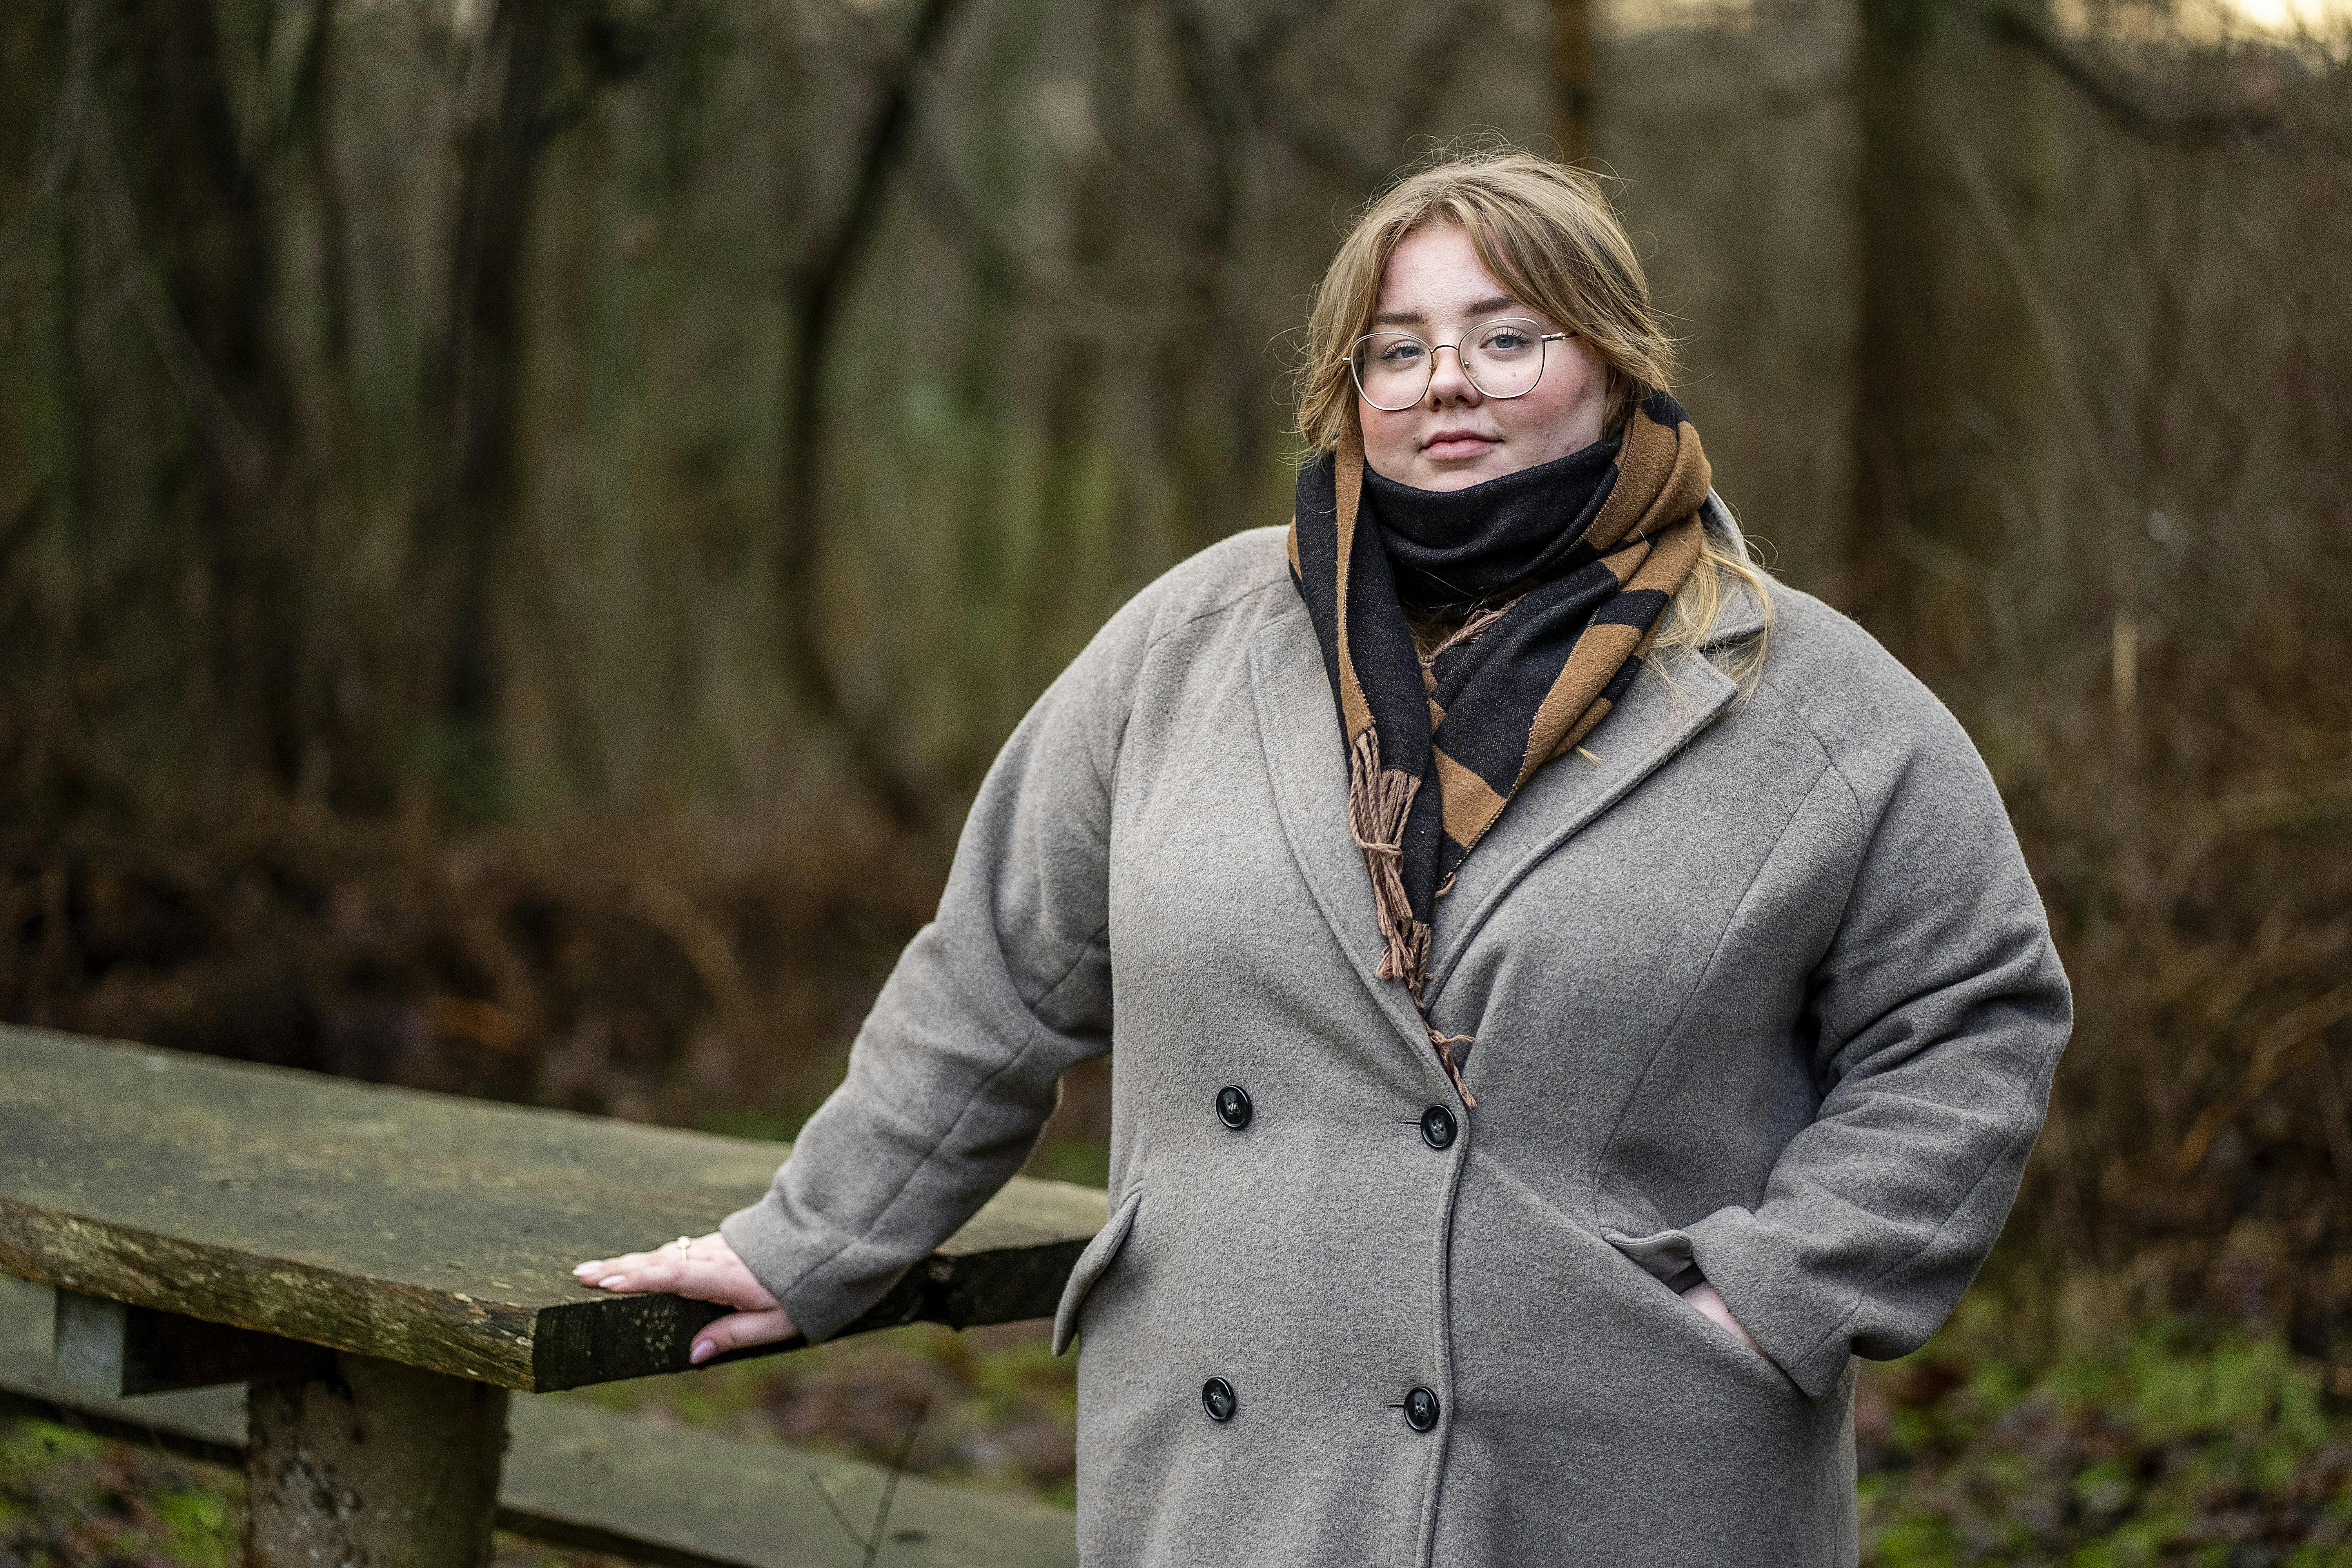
[723,504,2073,1568]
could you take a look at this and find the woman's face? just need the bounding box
[1356,224,1609,492]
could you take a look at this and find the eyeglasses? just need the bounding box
[1346,316,1570,412]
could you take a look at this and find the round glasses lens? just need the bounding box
[1352,332,1431,411]
[1462,319,1547,398]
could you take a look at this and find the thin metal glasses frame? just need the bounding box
[1344,317,1571,412]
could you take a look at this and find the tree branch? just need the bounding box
[911,134,1050,308]
[1984,5,2284,149]
[0,0,94,269]
[1221,0,1388,192]
[1159,0,1265,253]
[80,102,268,496]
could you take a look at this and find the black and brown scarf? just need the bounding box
[1286,392,1712,1103]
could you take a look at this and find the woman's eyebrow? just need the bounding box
[1370,295,1521,328]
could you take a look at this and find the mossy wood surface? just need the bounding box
[0,1027,1107,1391]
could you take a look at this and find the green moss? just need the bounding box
[153,1486,238,1567]
[1022,1138,1112,1189]
[0,1417,103,1467]
[1858,1319,2350,1566]
[1864,1511,1963,1567]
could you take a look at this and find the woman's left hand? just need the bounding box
[573,1232,797,1365]
[1679,1279,1764,1357]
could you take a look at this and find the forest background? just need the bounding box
[2,0,2350,1559]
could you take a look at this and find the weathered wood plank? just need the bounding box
[0,1026,1105,1390]
[0,1278,1080,1568]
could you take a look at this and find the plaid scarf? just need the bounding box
[1287,392,1711,1103]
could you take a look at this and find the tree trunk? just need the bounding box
[1846,0,2053,666]
[287,0,372,809]
[0,0,81,823]
[1551,0,1596,165]
[408,0,563,818]
[772,0,967,827]
[100,0,303,798]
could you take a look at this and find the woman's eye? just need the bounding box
[1482,329,1533,352]
[1379,342,1425,365]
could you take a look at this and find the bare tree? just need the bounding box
[404,0,567,817]
[400,0,679,817]
[93,0,306,798]
[1552,0,1596,164]
[1984,3,2283,149]
[771,0,972,826]
[1846,0,2053,659]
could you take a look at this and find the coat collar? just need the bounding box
[1248,492,1761,1062]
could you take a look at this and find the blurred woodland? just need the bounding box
[0,0,2347,1385]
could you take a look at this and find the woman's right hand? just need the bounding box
[573,1232,798,1364]
[1679,1279,1764,1357]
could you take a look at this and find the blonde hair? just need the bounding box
[1296,145,1771,675]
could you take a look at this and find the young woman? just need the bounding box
[577,149,2071,1566]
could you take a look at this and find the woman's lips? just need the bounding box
[1422,433,1499,461]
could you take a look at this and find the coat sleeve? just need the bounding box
[718,586,1159,1343]
[1681,691,2073,1400]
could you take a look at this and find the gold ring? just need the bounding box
[675,1235,692,1251]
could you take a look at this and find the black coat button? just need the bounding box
[1201,1377,1237,1423]
[1404,1386,1441,1432]
[1216,1085,1253,1131]
[1419,1105,1457,1150]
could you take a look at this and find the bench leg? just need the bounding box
[243,1351,510,1568]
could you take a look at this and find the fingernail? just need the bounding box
[689,1340,714,1365]
[598,1275,626,1290]
[573,1263,597,1275]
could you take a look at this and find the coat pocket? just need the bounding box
[1603,1224,1702,1290]
[1604,1224,1789,1383]
[1052,1185,1142,1356]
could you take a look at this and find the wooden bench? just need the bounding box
[0,1025,1100,1565]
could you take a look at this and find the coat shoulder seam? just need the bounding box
[1143,568,1290,653]
[1100,565,1291,820]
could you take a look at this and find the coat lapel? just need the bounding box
[1249,606,1444,1070]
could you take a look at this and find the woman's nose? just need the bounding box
[1425,344,1479,404]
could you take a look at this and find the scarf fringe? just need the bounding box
[1347,728,1477,1108]
[1428,1027,1477,1109]
[1346,728,1426,996]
